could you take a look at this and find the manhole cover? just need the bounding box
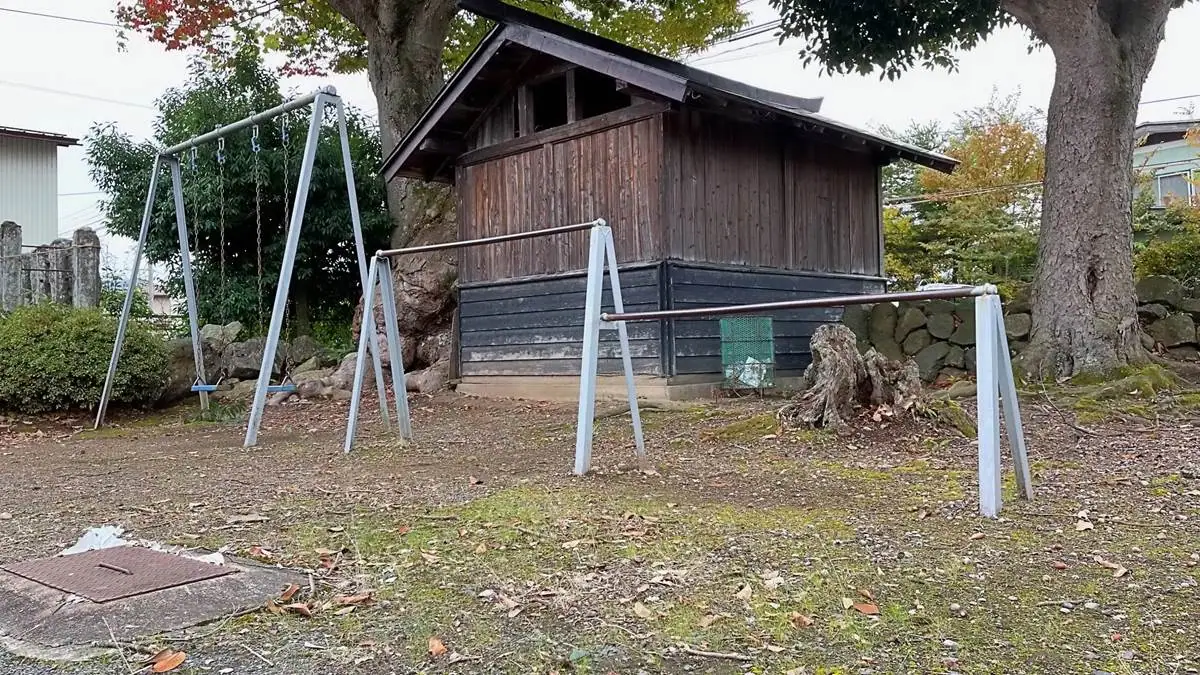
[1,547,235,603]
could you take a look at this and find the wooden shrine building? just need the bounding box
[381,0,957,399]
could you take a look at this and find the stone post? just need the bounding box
[48,238,74,305]
[0,221,19,311]
[72,227,101,309]
[29,247,50,304]
[17,253,32,306]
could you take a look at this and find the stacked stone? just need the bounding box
[841,298,1030,383]
[1136,276,1200,360]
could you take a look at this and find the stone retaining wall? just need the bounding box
[840,277,1200,383]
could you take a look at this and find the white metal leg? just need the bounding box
[975,294,1003,517]
[168,158,209,412]
[95,156,163,429]
[993,295,1033,500]
[377,257,413,440]
[573,226,608,475]
[344,256,382,453]
[602,226,645,460]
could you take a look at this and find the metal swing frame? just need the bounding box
[95,85,392,447]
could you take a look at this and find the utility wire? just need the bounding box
[886,181,1044,206]
[0,79,153,109]
[0,6,118,27]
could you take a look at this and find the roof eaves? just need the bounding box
[380,24,508,180]
[0,126,80,147]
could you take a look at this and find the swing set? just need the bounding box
[95,86,391,447]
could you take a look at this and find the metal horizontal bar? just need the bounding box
[602,285,995,322]
[158,86,339,157]
[376,219,605,257]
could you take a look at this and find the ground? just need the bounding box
[0,379,1197,675]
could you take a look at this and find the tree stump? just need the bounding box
[778,323,924,429]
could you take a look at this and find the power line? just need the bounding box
[58,190,104,197]
[691,36,783,66]
[886,181,1044,207]
[0,6,118,27]
[1139,93,1200,106]
[0,79,153,109]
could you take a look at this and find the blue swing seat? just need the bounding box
[191,383,219,393]
[267,384,297,393]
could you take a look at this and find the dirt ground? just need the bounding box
[0,381,1197,675]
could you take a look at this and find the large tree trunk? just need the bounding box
[1008,0,1174,377]
[332,0,458,247]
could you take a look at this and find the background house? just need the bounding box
[0,126,79,245]
[382,0,956,400]
[1134,118,1199,207]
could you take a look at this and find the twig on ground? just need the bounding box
[419,514,458,521]
[1035,599,1085,607]
[678,644,753,661]
[240,643,275,667]
[101,618,136,674]
[167,606,262,641]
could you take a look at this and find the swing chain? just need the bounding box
[252,125,265,334]
[217,138,226,323]
[187,148,199,252]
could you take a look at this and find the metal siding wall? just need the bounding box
[458,265,663,376]
[0,137,58,245]
[666,261,885,376]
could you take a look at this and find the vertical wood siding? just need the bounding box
[0,137,59,245]
[458,264,662,376]
[457,114,664,283]
[661,110,881,276]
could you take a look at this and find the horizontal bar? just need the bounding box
[602,285,996,322]
[158,86,338,157]
[376,219,605,257]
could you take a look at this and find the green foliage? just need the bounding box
[880,93,1042,294]
[767,0,1009,80]
[118,0,748,78]
[0,304,167,414]
[1133,198,1200,287]
[85,49,392,333]
[309,319,355,357]
[99,266,154,320]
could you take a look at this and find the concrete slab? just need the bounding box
[0,548,302,657]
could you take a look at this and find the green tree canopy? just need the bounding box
[86,49,392,335]
[770,0,1185,376]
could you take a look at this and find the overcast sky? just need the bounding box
[2,0,1199,271]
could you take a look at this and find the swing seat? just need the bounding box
[191,383,219,393]
[267,384,297,393]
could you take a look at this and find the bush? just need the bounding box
[0,304,168,413]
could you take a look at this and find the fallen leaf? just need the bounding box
[970,532,985,540]
[698,614,720,628]
[247,545,272,559]
[314,547,340,556]
[1112,566,1129,579]
[428,637,448,657]
[841,597,855,610]
[633,602,654,619]
[279,584,301,602]
[151,651,186,672]
[474,543,487,554]
[420,552,440,564]
[226,513,268,525]
[853,603,880,616]
[468,475,484,485]
[917,509,929,520]
[332,593,372,606]
[145,649,174,664]
[1075,520,1094,532]
[334,606,356,616]
[397,525,411,535]
[763,576,785,590]
[561,539,584,549]
[735,584,753,601]
[328,526,345,533]
[858,588,876,602]
[0,513,11,520]
[264,599,283,615]
[284,602,313,618]
[1052,561,1069,570]
[497,594,519,611]
[766,644,785,653]
[789,612,815,628]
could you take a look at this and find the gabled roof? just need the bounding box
[380,0,957,182]
[1135,118,1199,147]
[0,126,79,147]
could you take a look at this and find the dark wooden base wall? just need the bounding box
[457,261,885,378]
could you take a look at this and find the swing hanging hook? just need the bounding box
[280,116,288,145]
[189,147,198,171]
[251,125,261,153]
[217,137,226,165]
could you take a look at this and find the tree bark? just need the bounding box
[331,0,458,246]
[1007,0,1174,378]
